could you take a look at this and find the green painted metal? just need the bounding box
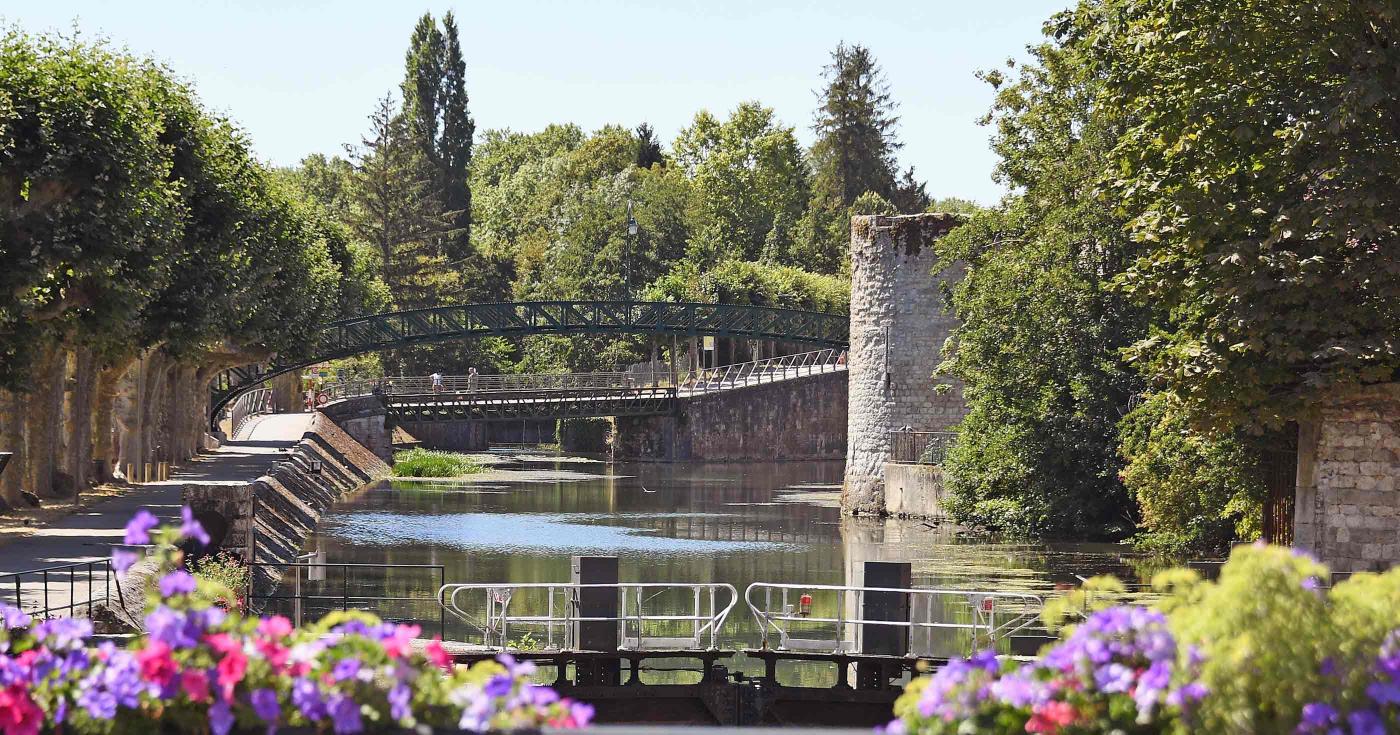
[209,300,848,429]
[385,388,677,422]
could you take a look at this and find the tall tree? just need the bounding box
[634,123,665,168]
[401,12,474,264]
[809,42,901,207]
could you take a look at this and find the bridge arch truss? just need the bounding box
[210,300,848,429]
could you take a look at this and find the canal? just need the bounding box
[288,453,1140,682]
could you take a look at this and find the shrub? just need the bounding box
[886,544,1400,734]
[392,449,484,478]
[0,509,592,734]
[188,551,250,612]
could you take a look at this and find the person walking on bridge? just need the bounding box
[467,367,479,392]
[431,372,444,394]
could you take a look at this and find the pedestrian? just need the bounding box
[467,367,479,392]
[431,371,444,393]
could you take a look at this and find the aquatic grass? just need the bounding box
[392,449,485,478]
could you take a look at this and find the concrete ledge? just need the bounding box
[883,462,945,520]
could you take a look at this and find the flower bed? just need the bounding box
[0,509,591,735]
[885,544,1400,734]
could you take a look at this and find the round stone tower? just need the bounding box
[841,213,967,515]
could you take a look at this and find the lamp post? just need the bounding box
[624,200,638,301]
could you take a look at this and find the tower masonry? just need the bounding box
[842,213,967,515]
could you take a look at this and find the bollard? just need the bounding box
[571,555,620,685]
[857,561,911,690]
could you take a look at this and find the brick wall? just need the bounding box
[1295,384,1400,573]
[842,214,967,515]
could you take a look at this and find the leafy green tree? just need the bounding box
[936,13,1146,538]
[1089,0,1400,431]
[634,123,664,169]
[675,103,808,266]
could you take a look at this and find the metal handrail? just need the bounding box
[437,582,738,652]
[247,561,446,637]
[0,559,128,620]
[744,582,1043,656]
[317,348,848,404]
[888,431,958,465]
[226,387,275,439]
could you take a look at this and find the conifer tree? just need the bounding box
[809,42,901,207]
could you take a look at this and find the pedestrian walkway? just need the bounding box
[0,412,312,616]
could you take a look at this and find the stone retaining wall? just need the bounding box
[319,396,392,461]
[883,462,946,520]
[613,371,846,461]
[183,412,389,598]
[1295,384,1400,573]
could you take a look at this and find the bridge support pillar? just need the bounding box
[842,214,967,516]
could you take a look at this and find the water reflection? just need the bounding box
[298,455,1138,667]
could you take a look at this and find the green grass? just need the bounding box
[392,448,485,478]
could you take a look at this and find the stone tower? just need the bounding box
[841,213,967,515]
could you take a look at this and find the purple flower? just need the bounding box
[158,570,197,597]
[292,677,326,721]
[388,682,411,721]
[0,604,30,630]
[328,693,363,734]
[332,657,361,682]
[1301,577,1320,592]
[484,674,513,699]
[1298,702,1339,733]
[251,688,280,723]
[569,701,595,726]
[111,549,139,574]
[34,617,92,650]
[1094,662,1134,693]
[1367,681,1400,706]
[180,506,211,546]
[1348,709,1385,735]
[124,510,160,545]
[210,699,234,735]
[77,645,148,719]
[145,607,200,649]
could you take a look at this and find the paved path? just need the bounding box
[0,412,312,615]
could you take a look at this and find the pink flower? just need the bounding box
[206,634,248,700]
[258,616,293,639]
[136,641,178,688]
[1026,700,1077,734]
[382,624,421,659]
[181,669,211,702]
[0,684,42,735]
[424,638,452,670]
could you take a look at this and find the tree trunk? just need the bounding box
[65,346,97,496]
[114,353,148,482]
[0,390,26,509]
[93,355,135,483]
[25,343,66,498]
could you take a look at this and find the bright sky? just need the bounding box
[6,1,1070,205]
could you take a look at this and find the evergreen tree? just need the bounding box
[809,42,901,207]
[634,123,665,168]
[401,12,474,263]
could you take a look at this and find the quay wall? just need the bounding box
[183,412,389,597]
[1295,383,1400,573]
[883,462,947,520]
[612,370,846,461]
[842,213,968,516]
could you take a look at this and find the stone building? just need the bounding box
[841,213,968,516]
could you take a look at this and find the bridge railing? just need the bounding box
[438,582,738,652]
[316,348,848,403]
[745,582,1043,657]
[680,348,847,396]
[224,387,275,439]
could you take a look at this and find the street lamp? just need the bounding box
[624,200,638,300]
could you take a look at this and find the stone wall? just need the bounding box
[613,370,847,461]
[319,396,392,461]
[183,412,389,597]
[883,462,946,520]
[842,214,967,515]
[395,421,488,451]
[1294,384,1400,573]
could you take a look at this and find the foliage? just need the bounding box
[887,544,1400,734]
[188,551,250,613]
[4,509,592,735]
[808,42,901,208]
[1083,0,1400,431]
[644,259,849,314]
[392,448,484,478]
[675,103,809,267]
[1117,393,1266,555]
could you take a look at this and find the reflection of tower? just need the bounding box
[843,213,967,515]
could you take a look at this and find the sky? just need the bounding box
[5,0,1071,205]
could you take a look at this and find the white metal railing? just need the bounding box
[316,348,848,403]
[678,348,846,396]
[745,583,1043,656]
[226,387,275,439]
[438,582,738,651]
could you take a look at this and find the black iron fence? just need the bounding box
[0,559,127,620]
[247,561,446,637]
[888,431,957,465]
